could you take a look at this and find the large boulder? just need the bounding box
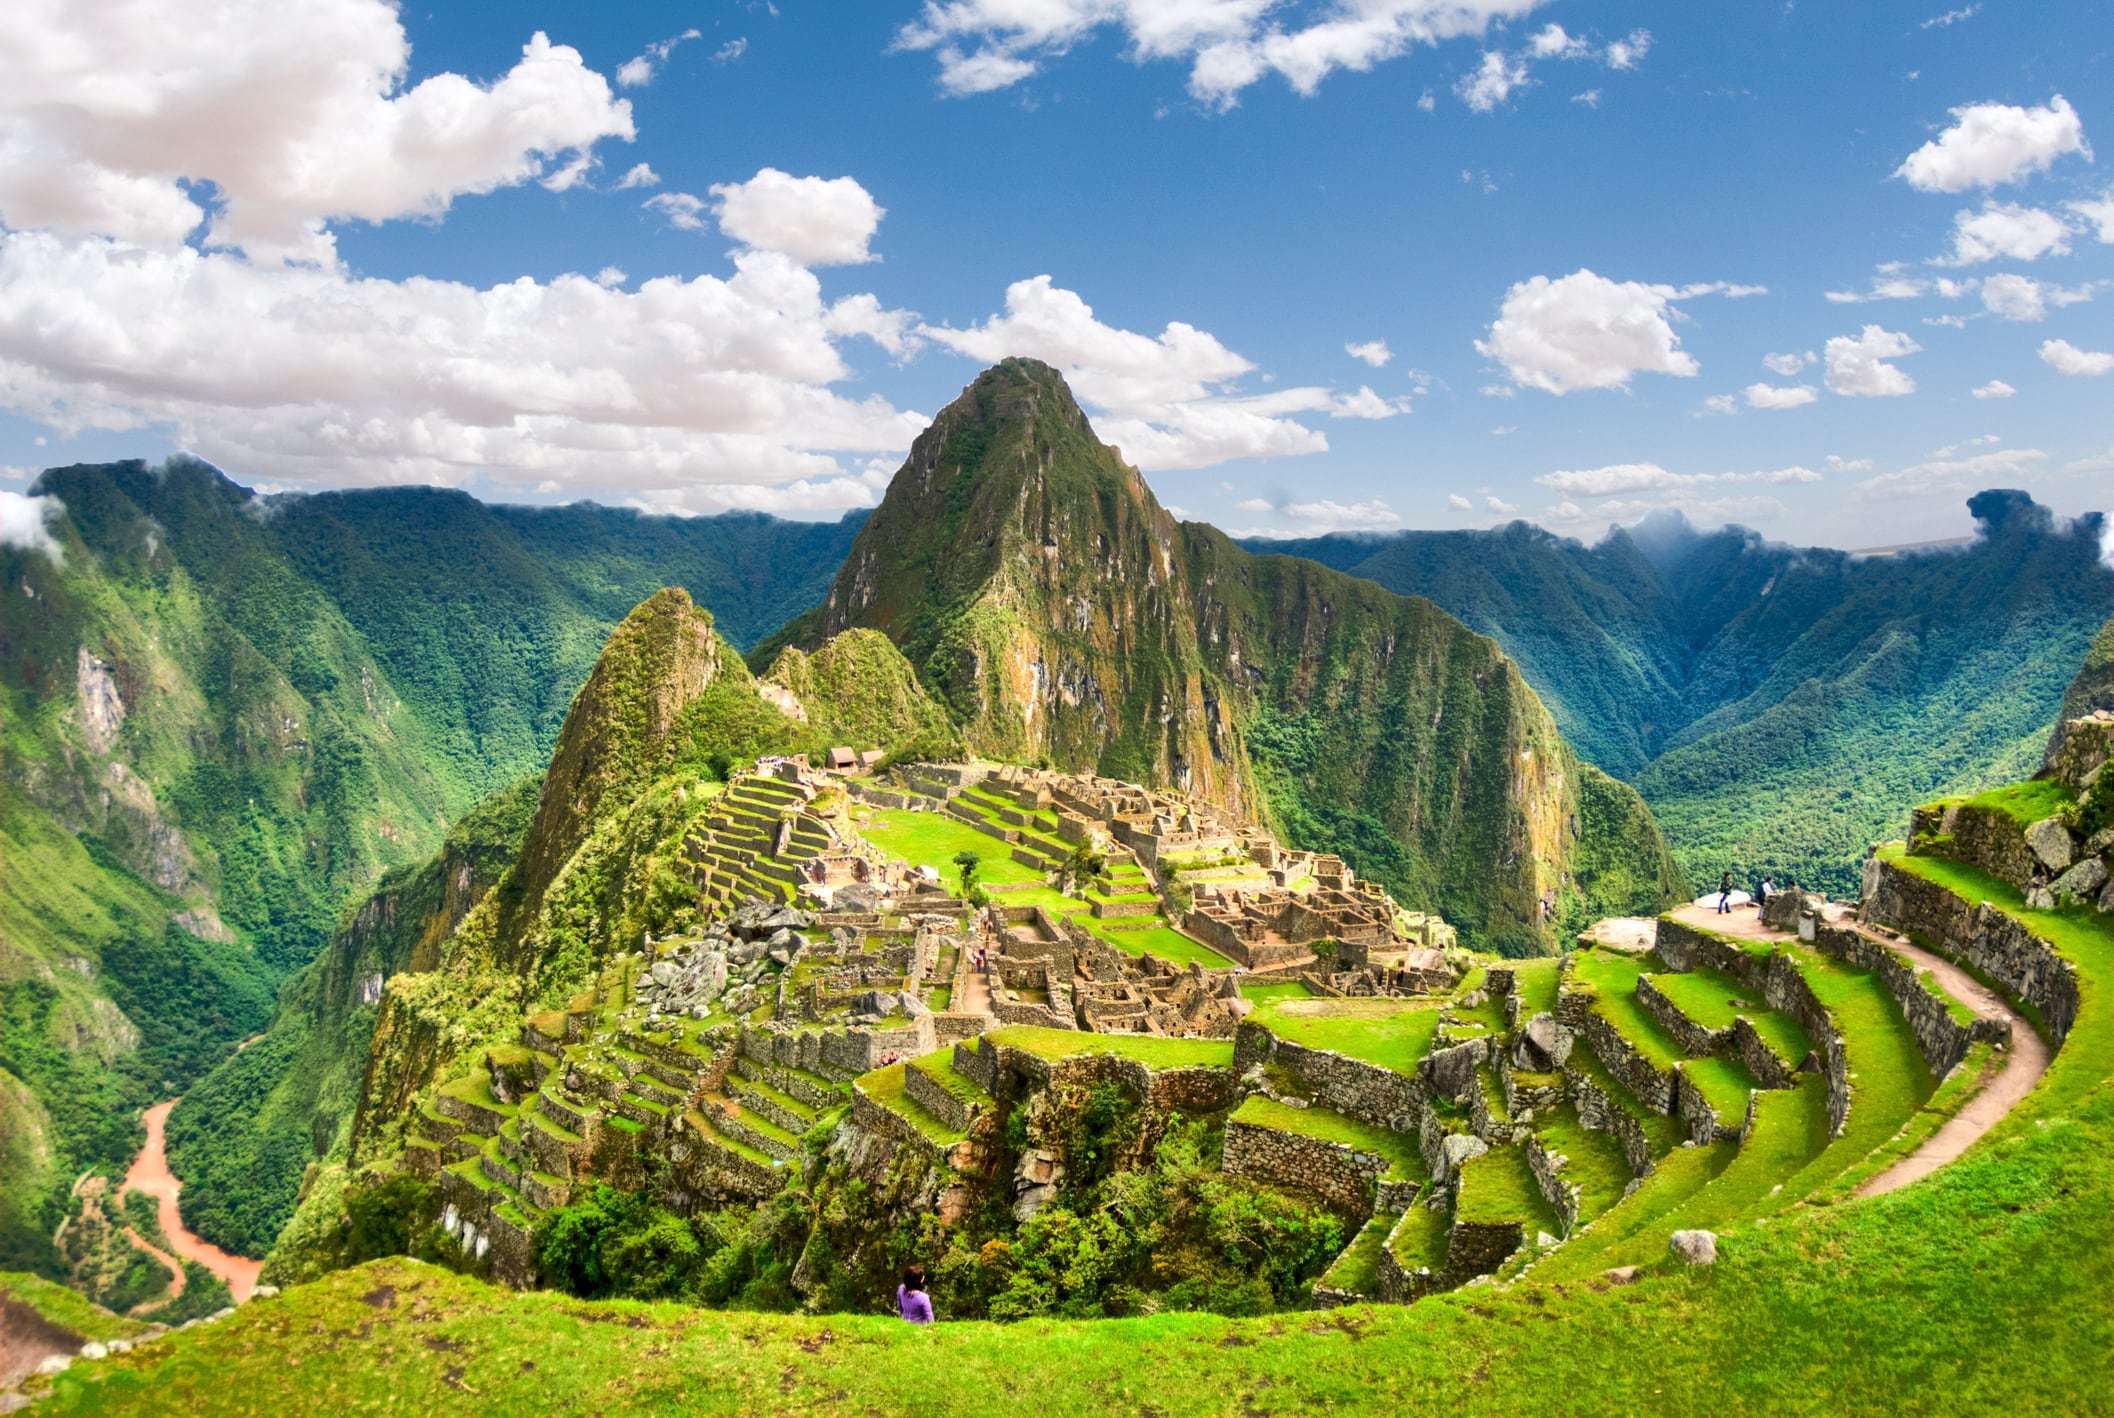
[1669,1229,1717,1265]
[2053,857,2108,904]
[2026,817,2075,873]
[1437,1132,1488,1183]
[834,883,882,912]
[1514,1012,1574,1071]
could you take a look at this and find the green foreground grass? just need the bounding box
[978,1026,1234,1071]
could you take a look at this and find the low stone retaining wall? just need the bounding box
[1223,1117,1389,1216]
[1636,974,1728,1056]
[1440,1217,1521,1287]
[1524,1132,1579,1233]
[1730,1016,1799,1089]
[1375,1210,1444,1303]
[1865,857,2079,1043]
[1673,1066,1742,1144]
[1563,1063,1654,1178]
[1576,1010,1674,1114]
[1235,1022,1426,1131]
[903,1062,980,1133]
[1812,918,2011,1075]
[851,1081,948,1168]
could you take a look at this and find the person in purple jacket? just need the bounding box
[897,1263,934,1324]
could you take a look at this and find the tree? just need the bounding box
[1059,842,1107,896]
[952,850,982,895]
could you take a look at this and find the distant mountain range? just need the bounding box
[1242,490,2114,896]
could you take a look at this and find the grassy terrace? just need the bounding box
[907,1051,986,1106]
[1512,958,1561,1018]
[1240,980,1316,1004]
[1557,1043,1682,1153]
[1945,778,2076,826]
[1229,1096,1424,1182]
[1248,998,1442,1075]
[856,1063,966,1147]
[1387,1201,1452,1273]
[1531,1106,1634,1227]
[1680,1054,1760,1122]
[1648,965,1815,1066]
[1319,1211,1394,1296]
[1454,1143,1559,1235]
[1570,950,1683,1069]
[978,1025,1235,1071]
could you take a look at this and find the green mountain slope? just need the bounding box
[783,359,1683,951]
[1254,494,2114,895]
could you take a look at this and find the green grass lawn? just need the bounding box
[1679,1054,1758,1122]
[1646,963,1812,1065]
[978,1026,1235,1071]
[1229,1096,1424,1182]
[857,808,1046,887]
[1319,1211,1395,1296]
[1388,1203,1452,1272]
[1248,998,1443,1076]
[1530,1106,1635,1228]
[1453,1143,1559,1235]
[907,1052,986,1105]
[1949,779,2076,826]
[1241,980,1316,1004]
[1512,958,1562,1018]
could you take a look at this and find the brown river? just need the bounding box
[121,1100,261,1304]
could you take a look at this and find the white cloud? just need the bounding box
[0,0,635,263]
[0,231,930,511]
[1417,89,1438,112]
[643,191,710,231]
[1345,339,1393,367]
[1919,5,1979,28]
[920,275,1396,471]
[1971,379,2015,399]
[1604,29,1651,69]
[1571,89,1602,108]
[1744,382,1818,410]
[0,489,64,558]
[2069,190,2114,243]
[714,38,750,65]
[708,169,885,267]
[1856,444,2046,496]
[1528,24,1587,59]
[618,28,701,87]
[2041,338,2114,376]
[1825,271,1976,303]
[1700,394,1739,415]
[1825,326,1921,397]
[1896,96,2090,193]
[1447,493,1473,510]
[1479,269,1757,394]
[1542,493,1789,533]
[894,0,1549,108]
[1485,494,1519,514]
[1536,463,1821,497]
[1762,350,1813,376]
[1232,496,1402,535]
[1826,455,1874,473]
[1457,51,1531,112]
[615,163,662,191]
[1979,273,2101,322]
[1944,201,2072,265]
[593,266,626,288]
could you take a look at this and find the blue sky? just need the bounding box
[1,0,2108,549]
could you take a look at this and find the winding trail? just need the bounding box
[1659,902,2050,1197]
[122,1101,261,1304]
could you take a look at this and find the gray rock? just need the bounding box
[1515,1011,1574,1070]
[2025,817,2075,872]
[2087,826,2114,857]
[2052,857,2107,902]
[835,883,881,912]
[1423,1039,1483,1102]
[79,1341,108,1361]
[1437,1132,1488,1182]
[2026,885,2058,911]
[36,1355,72,1376]
[1535,1232,1559,1249]
[1669,1229,1717,1265]
[650,961,680,987]
[1603,1266,1640,1285]
[2101,876,2114,914]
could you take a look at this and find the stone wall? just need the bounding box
[1222,1117,1387,1215]
[852,1080,948,1167]
[1809,921,2010,1076]
[903,1061,980,1133]
[1653,918,1760,978]
[1636,974,1727,1056]
[1440,1218,1521,1288]
[1524,1133,1577,1233]
[1563,1063,1654,1178]
[1672,1066,1741,1143]
[1729,1016,1799,1089]
[1374,1212,1443,1304]
[1234,1021,1427,1131]
[1945,805,2039,891]
[1864,856,2080,1044]
[1576,1010,1674,1113]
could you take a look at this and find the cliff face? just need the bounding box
[2045,614,2114,773]
[798,359,1685,951]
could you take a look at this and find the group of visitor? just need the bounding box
[1716,871,1782,915]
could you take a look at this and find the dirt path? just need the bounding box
[1666,903,2051,1196]
[1847,921,2049,1197]
[122,1101,262,1303]
[956,959,993,1015]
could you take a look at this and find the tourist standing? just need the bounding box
[1718,871,1734,915]
[897,1264,934,1325]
